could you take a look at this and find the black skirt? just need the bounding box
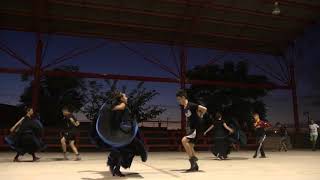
[107,132,147,169]
[5,131,45,155]
[211,120,230,157]
[60,128,77,142]
[5,118,46,155]
[211,136,230,158]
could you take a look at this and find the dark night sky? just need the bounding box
[1,21,320,126]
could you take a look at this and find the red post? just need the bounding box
[179,47,187,132]
[32,36,43,112]
[289,63,300,132]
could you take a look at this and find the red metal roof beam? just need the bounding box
[119,42,180,78]
[188,79,290,90]
[0,9,275,45]
[43,41,109,69]
[48,0,292,34]
[43,70,180,83]
[0,67,290,89]
[159,0,312,23]
[261,0,320,11]
[0,24,277,55]
[0,67,33,75]
[0,41,33,69]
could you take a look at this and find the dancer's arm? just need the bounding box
[223,123,234,134]
[112,103,126,111]
[204,124,214,136]
[10,117,25,132]
[197,105,207,118]
[70,117,80,127]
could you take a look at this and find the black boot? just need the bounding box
[31,153,40,162]
[140,150,148,162]
[253,153,257,158]
[109,165,115,176]
[191,156,199,170]
[191,156,198,162]
[260,148,266,158]
[192,161,199,171]
[186,158,199,172]
[114,165,125,177]
[13,153,20,162]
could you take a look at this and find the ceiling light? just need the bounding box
[272,1,281,15]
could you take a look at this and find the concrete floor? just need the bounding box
[0,151,319,180]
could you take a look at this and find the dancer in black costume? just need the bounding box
[176,90,207,172]
[252,112,271,158]
[275,122,288,152]
[5,107,45,162]
[227,118,247,151]
[204,112,234,160]
[60,107,81,161]
[93,92,147,177]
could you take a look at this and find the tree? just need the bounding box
[20,66,86,127]
[82,80,165,123]
[187,61,270,130]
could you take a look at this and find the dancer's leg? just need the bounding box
[189,143,196,157]
[13,153,20,162]
[69,140,80,160]
[60,137,68,160]
[31,153,40,161]
[181,137,192,157]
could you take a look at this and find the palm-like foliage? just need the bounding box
[20,66,86,126]
[187,61,270,129]
[82,80,165,123]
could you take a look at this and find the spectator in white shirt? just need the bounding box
[309,119,319,151]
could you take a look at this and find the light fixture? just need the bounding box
[272,1,281,15]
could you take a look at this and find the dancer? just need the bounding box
[204,112,234,160]
[94,92,147,177]
[5,107,45,162]
[176,90,207,172]
[252,112,271,158]
[309,119,319,151]
[275,122,288,152]
[60,107,81,160]
[227,118,247,151]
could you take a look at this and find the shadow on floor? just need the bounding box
[170,169,205,173]
[210,157,249,161]
[79,170,143,180]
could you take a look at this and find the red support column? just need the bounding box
[290,63,300,132]
[32,36,43,112]
[179,47,187,132]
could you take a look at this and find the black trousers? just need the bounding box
[254,135,266,156]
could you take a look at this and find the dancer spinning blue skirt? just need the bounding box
[91,92,147,177]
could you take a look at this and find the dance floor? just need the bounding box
[0,151,319,180]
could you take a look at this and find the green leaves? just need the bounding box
[19,66,86,126]
[187,61,270,128]
[82,80,165,123]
